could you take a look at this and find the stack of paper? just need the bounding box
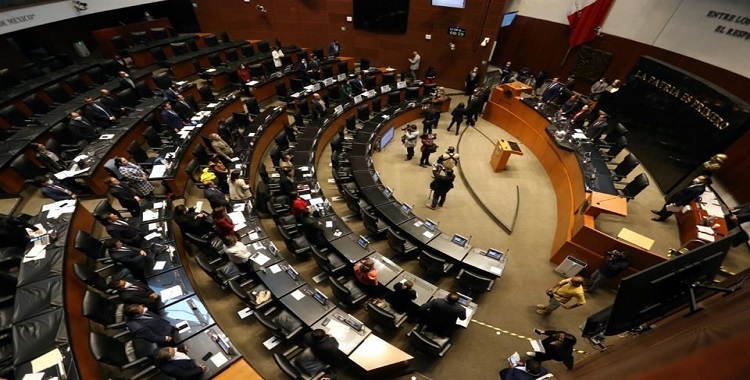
[143,209,159,221]
[149,165,167,179]
[228,211,246,225]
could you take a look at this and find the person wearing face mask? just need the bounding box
[652,175,712,222]
[124,304,178,346]
[118,70,136,90]
[99,88,126,117]
[68,111,101,142]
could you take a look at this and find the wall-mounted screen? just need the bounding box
[501,11,518,27]
[432,0,466,9]
[353,0,410,34]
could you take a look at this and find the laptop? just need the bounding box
[382,186,393,198]
[451,234,469,248]
[486,248,503,260]
[357,235,370,250]
[285,266,300,281]
[423,219,438,231]
[400,203,412,215]
[456,292,473,307]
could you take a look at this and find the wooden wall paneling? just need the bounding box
[717,130,750,204]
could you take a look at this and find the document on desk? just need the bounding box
[99,134,115,140]
[248,231,260,240]
[228,211,246,225]
[310,198,324,206]
[248,80,259,86]
[697,225,715,234]
[252,241,265,250]
[422,231,435,238]
[54,167,89,180]
[490,266,503,276]
[145,231,161,241]
[300,194,312,200]
[698,231,715,242]
[250,253,271,265]
[234,222,247,231]
[30,348,63,373]
[268,264,282,274]
[21,374,44,380]
[153,261,167,270]
[160,285,184,301]
[325,221,333,228]
[290,289,305,301]
[142,209,159,221]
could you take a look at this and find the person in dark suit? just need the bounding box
[68,111,101,142]
[465,67,480,95]
[465,92,484,127]
[302,329,340,365]
[173,204,212,237]
[652,175,711,222]
[299,208,327,247]
[585,113,609,140]
[109,278,162,309]
[526,329,577,371]
[298,58,311,84]
[39,177,75,201]
[427,169,455,209]
[113,54,129,73]
[203,181,230,210]
[541,77,563,103]
[386,280,417,314]
[349,74,364,95]
[99,89,126,117]
[124,304,177,346]
[31,143,66,172]
[82,96,116,128]
[154,347,206,380]
[725,203,750,230]
[559,94,580,115]
[105,213,147,248]
[106,239,152,281]
[328,40,341,57]
[118,71,137,91]
[105,177,141,216]
[161,102,185,133]
[421,104,439,135]
[173,94,194,121]
[420,291,466,336]
[446,103,466,136]
[279,167,296,198]
[165,84,180,103]
[499,358,549,380]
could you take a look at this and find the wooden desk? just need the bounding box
[349,334,413,372]
[676,201,729,245]
[214,358,263,380]
[586,191,628,218]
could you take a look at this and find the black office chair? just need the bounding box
[360,58,370,71]
[186,37,199,51]
[328,85,341,104]
[75,231,112,266]
[73,263,127,295]
[341,186,361,215]
[94,199,127,222]
[153,72,172,90]
[257,40,271,53]
[418,251,454,277]
[126,141,155,170]
[67,74,89,94]
[150,47,167,63]
[224,48,239,62]
[89,332,156,378]
[208,53,223,68]
[273,346,330,380]
[82,290,127,332]
[617,173,649,201]
[321,65,333,79]
[456,269,495,295]
[365,301,407,329]
[599,136,627,161]
[254,305,304,341]
[150,27,168,40]
[135,82,154,98]
[195,256,244,289]
[245,98,260,118]
[297,99,312,122]
[363,76,376,90]
[219,31,231,43]
[329,275,367,308]
[311,245,347,276]
[382,72,396,86]
[203,34,219,47]
[610,153,640,181]
[118,89,140,108]
[110,35,129,51]
[43,83,71,105]
[239,45,254,59]
[600,123,628,146]
[295,50,308,63]
[388,91,401,106]
[278,227,312,260]
[10,155,47,182]
[22,62,43,78]
[405,87,420,100]
[22,94,50,116]
[276,82,290,103]
[170,42,189,56]
[337,61,348,75]
[0,68,21,90]
[290,78,304,93]
[357,104,369,121]
[424,83,437,97]
[361,207,387,239]
[371,96,382,114]
[86,66,108,84]
[131,31,151,45]
[407,324,453,357]
[229,280,273,311]
[199,85,215,103]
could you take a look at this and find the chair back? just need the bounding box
[363,76,376,90]
[228,280,251,303]
[135,82,153,98]
[143,126,163,148]
[329,276,352,303]
[366,302,397,327]
[22,94,49,115]
[311,245,332,272]
[337,61,348,75]
[86,67,107,84]
[150,47,167,62]
[387,228,407,254]
[10,155,47,180]
[208,53,222,67]
[245,98,260,116]
[118,89,139,108]
[67,75,89,93]
[361,208,380,234]
[150,27,168,40]
[94,200,121,221]
[613,153,640,178]
[89,332,128,367]
[170,42,189,56]
[74,231,106,260]
[110,35,129,50]
[371,97,382,113]
[258,40,271,53]
[241,44,254,57]
[199,85,215,102]
[224,48,239,62]
[419,251,448,274]
[73,263,109,293]
[273,352,303,379]
[388,91,401,105]
[44,83,71,103]
[405,87,420,100]
[622,173,650,199]
[360,58,370,71]
[382,72,396,85]
[127,141,149,163]
[82,290,120,326]
[457,269,494,293]
[153,72,171,90]
[409,329,446,357]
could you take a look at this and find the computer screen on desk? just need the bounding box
[345,315,364,331]
[401,203,412,215]
[451,234,468,247]
[286,266,299,281]
[357,236,370,250]
[313,289,328,306]
[268,243,279,257]
[423,219,437,231]
[383,187,393,198]
[457,292,472,307]
[487,248,503,260]
[372,171,380,182]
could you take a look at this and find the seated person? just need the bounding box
[0,214,40,249]
[38,176,76,201]
[154,347,206,380]
[31,143,67,172]
[106,239,152,282]
[420,291,466,337]
[353,257,378,289]
[499,358,549,380]
[124,304,177,346]
[104,212,146,248]
[386,280,417,314]
[290,192,309,219]
[303,329,340,365]
[173,205,212,237]
[68,111,102,142]
[299,208,327,247]
[109,278,162,309]
[82,96,117,128]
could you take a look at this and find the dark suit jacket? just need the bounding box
[386,288,417,313]
[303,332,340,365]
[69,118,100,141]
[106,221,145,247]
[109,246,148,270]
[165,88,180,103]
[161,109,184,132]
[83,103,115,128]
[100,94,125,116]
[541,82,563,103]
[110,184,140,212]
[126,311,175,344]
[36,152,66,172]
[117,280,158,306]
[667,183,706,206]
[421,298,466,335]
[174,212,209,237]
[41,182,74,201]
[174,100,194,121]
[204,187,229,210]
[119,77,137,91]
[157,359,204,380]
[311,100,326,120]
[349,79,364,95]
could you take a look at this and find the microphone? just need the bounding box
[596,195,622,205]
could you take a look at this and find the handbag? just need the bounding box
[428,144,438,153]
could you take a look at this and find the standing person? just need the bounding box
[526,329,577,371]
[424,66,437,84]
[271,46,283,68]
[402,124,419,161]
[109,278,162,310]
[541,77,563,104]
[427,169,455,210]
[500,61,513,83]
[499,359,549,380]
[303,329,340,365]
[82,96,116,128]
[447,103,465,135]
[212,206,235,237]
[209,133,234,163]
[590,78,609,99]
[68,111,101,142]
[465,67,480,95]
[536,276,586,315]
[237,63,251,83]
[465,92,483,127]
[0,215,39,249]
[105,177,141,217]
[419,133,437,168]
[349,73,364,95]
[386,280,417,315]
[328,40,341,57]
[421,104,439,134]
[105,239,151,281]
[408,51,421,82]
[115,157,154,199]
[340,81,353,103]
[533,70,547,95]
[311,93,326,120]
[436,147,460,171]
[585,113,609,140]
[222,234,252,270]
[161,103,185,133]
[586,250,631,292]
[173,95,194,121]
[100,89,126,117]
[105,215,146,248]
[203,181,230,210]
[228,170,252,201]
[420,292,466,336]
[652,175,711,222]
[208,155,229,193]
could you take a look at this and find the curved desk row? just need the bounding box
[483,85,666,284]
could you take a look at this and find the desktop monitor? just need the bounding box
[357,104,370,120]
[249,64,265,78]
[357,236,370,250]
[486,248,503,260]
[268,243,279,256]
[451,234,469,247]
[257,40,271,53]
[380,125,395,150]
[313,289,328,306]
[423,219,438,231]
[344,315,364,331]
[203,34,219,47]
[371,97,382,113]
[502,11,518,27]
[286,266,300,281]
[400,203,412,215]
[382,187,393,198]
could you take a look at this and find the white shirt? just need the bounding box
[272,50,283,67]
[409,54,421,70]
[225,243,252,263]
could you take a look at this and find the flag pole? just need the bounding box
[560,47,572,67]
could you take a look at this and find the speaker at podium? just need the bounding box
[490,139,523,172]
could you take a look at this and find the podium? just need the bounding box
[584,191,628,218]
[490,82,533,105]
[490,139,523,172]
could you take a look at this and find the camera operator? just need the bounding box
[586,250,631,293]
